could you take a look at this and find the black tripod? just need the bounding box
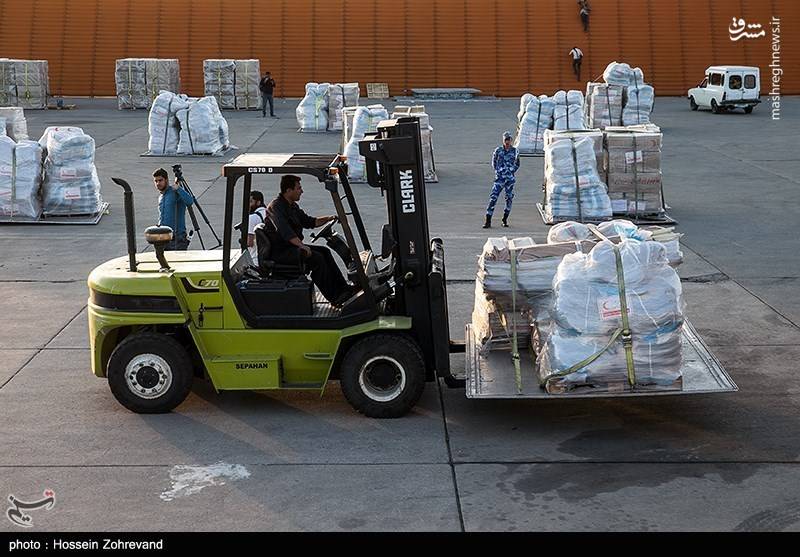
[171,164,222,250]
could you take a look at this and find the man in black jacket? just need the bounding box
[259,71,276,117]
[267,175,353,306]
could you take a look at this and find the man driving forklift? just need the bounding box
[267,174,356,307]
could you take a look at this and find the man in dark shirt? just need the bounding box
[267,174,352,306]
[259,71,276,118]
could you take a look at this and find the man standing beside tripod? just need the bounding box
[153,168,194,251]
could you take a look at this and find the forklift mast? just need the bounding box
[359,117,452,378]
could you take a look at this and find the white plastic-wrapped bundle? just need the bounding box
[0,59,16,106]
[327,83,359,131]
[602,62,645,87]
[391,105,437,182]
[623,84,655,126]
[116,58,180,110]
[517,93,535,123]
[234,59,261,110]
[585,83,624,129]
[538,239,684,393]
[544,136,611,221]
[39,127,103,216]
[343,105,389,182]
[0,107,28,141]
[515,95,555,154]
[203,59,236,109]
[553,90,585,131]
[176,96,229,155]
[9,60,48,109]
[0,137,43,218]
[147,91,189,155]
[296,82,330,131]
[547,221,593,243]
[144,59,180,105]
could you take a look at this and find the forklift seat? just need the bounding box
[254,221,305,280]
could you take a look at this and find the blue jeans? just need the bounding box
[486,178,515,216]
[261,93,274,116]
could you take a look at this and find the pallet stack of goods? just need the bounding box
[202,59,261,110]
[0,135,43,219]
[603,124,665,218]
[602,62,655,126]
[584,82,624,129]
[0,107,28,141]
[327,83,359,131]
[0,59,49,109]
[115,59,180,110]
[296,82,330,132]
[147,91,230,155]
[341,106,360,151]
[552,90,586,131]
[515,94,555,155]
[542,131,611,223]
[391,105,437,182]
[39,126,104,217]
[342,104,389,182]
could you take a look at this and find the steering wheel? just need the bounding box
[310,217,338,244]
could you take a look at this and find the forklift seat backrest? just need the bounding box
[254,220,304,279]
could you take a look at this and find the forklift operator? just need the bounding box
[267,175,354,307]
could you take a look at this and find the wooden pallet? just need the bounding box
[366,82,389,99]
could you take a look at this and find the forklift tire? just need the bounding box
[711,100,720,114]
[689,97,698,111]
[339,334,425,418]
[744,106,754,114]
[107,332,194,414]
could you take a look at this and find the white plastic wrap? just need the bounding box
[552,90,585,131]
[0,59,16,106]
[203,59,236,109]
[517,93,535,123]
[296,82,330,131]
[515,95,555,154]
[343,105,389,182]
[392,105,437,182]
[40,127,102,216]
[234,59,261,110]
[0,137,43,218]
[585,82,624,129]
[547,221,592,243]
[0,107,28,141]
[623,84,655,126]
[602,62,645,87]
[116,58,180,110]
[176,96,229,155]
[538,239,684,393]
[9,60,48,109]
[147,91,189,155]
[544,136,611,221]
[327,83,359,131]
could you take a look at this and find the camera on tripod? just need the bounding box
[171,164,184,181]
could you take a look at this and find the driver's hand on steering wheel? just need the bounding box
[321,215,337,224]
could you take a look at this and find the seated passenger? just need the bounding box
[267,175,354,307]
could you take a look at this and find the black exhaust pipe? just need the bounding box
[111,177,137,272]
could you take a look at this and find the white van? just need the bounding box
[687,66,761,114]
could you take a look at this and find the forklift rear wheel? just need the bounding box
[107,332,194,414]
[689,97,698,111]
[339,334,425,418]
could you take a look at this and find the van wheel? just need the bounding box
[744,106,753,114]
[107,332,193,413]
[339,334,425,418]
[689,97,698,111]
[711,99,720,114]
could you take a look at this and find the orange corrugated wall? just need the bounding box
[0,0,796,96]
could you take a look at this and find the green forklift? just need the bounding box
[88,118,736,418]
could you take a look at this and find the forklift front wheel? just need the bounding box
[107,332,194,414]
[339,334,425,419]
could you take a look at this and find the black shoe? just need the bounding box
[502,212,509,227]
[482,215,492,229]
[333,287,357,308]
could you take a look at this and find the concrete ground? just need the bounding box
[1,95,799,532]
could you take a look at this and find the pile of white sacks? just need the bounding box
[0,107,28,141]
[342,105,389,182]
[147,91,230,155]
[599,61,654,126]
[515,90,585,154]
[297,82,360,132]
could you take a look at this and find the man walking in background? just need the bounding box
[570,46,584,80]
[483,131,520,229]
[259,71,276,117]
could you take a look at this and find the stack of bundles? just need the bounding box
[234,59,261,110]
[602,62,645,86]
[176,96,230,155]
[544,129,603,180]
[623,84,654,126]
[552,90,585,131]
[538,239,684,394]
[343,104,389,182]
[147,91,190,155]
[585,83,623,129]
[0,107,28,141]
[0,136,43,218]
[604,127,664,216]
[341,106,360,151]
[327,83,359,131]
[115,59,180,109]
[392,105,437,182]
[0,59,49,109]
[515,95,555,155]
[543,134,611,222]
[296,82,330,131]
[39,127,103,216]
[203,60,236,109]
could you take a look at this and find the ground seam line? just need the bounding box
[436,377,466,532]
